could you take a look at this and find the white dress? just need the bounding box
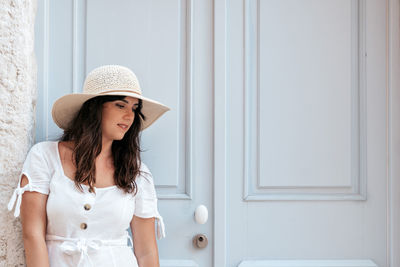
[7,141,166,267]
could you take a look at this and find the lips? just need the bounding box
[117,123,129,130]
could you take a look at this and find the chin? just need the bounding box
[115,135,125,140]
[107,133,125,141]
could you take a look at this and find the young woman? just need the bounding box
[7,65,170,267]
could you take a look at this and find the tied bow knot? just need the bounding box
[156,214,166,239]
[60,238,103,267]
[8,184,30,217]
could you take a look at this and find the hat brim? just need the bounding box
[51,91,170,131]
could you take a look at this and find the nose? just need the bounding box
[123,109,135,121]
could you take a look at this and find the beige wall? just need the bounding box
[0,0,37,265]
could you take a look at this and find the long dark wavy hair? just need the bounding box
[59,95,147,195]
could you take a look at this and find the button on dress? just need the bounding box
[7,141,166,267]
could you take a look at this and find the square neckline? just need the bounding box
[54,141,117,190]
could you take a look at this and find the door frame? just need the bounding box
[213,0,228,266]
[388,0,400,266]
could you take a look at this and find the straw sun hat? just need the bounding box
[51,65,170,131]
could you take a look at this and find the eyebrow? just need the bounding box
[120,99,139,106]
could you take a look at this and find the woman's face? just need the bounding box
[101,96,139,141]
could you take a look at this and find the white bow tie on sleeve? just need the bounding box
[7,184,31,217]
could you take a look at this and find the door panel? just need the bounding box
[226,0,386,266]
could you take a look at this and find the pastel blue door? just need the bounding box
[217,0,389,266]
[35,0,213,266]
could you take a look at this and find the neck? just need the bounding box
[98,138,113,160]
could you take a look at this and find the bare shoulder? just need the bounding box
[58,141,75,164]
[59,140,75,150]
[58,141,75,155]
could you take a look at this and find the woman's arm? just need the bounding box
[19,174,50,267]
[130,216,160,267]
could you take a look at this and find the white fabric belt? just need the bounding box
[46,234,133,267]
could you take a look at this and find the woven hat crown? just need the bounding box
[83,65,142,95]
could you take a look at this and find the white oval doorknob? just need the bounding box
[194,204,208,224]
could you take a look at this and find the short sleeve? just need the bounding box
[134,162,166,240]
[7,143,52,217]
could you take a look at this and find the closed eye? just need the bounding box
[116,100,138,113]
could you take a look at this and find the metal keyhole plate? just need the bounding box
[193,234,208,248]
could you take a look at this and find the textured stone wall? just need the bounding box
[0,0,37,266]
